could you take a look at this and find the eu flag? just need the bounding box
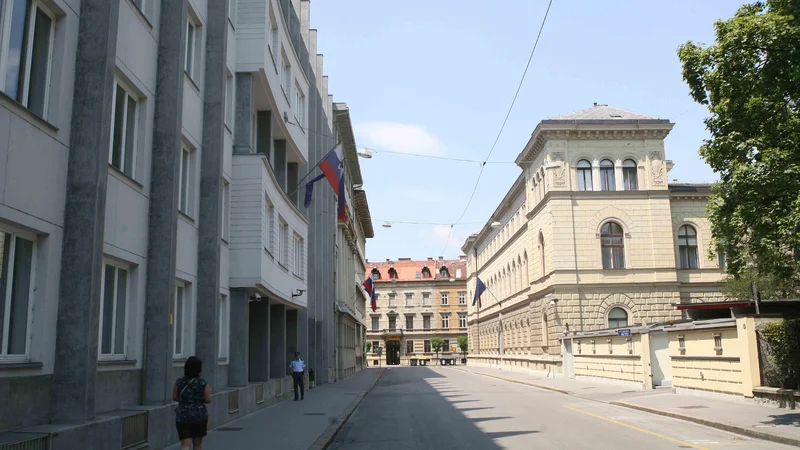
[473,277,486,307]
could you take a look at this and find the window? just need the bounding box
[718,239,726,269]
[264,197,275,254]
[388,293,396,308]
[185,16,199,80]
[221,180,231,241]
[459,313,467,328]
[577,160,592,191]
[388,267,397,279]
[406,340,413,354]
[293,235,303,276]
[539,232,546,276]
[678,225,699,269]
[415,271,420,279]
[371,317,379,331]
[608,307,628,329]
[0,230,34,359]
[294,84,305,127]
[405,293,413,307]
[370,268,380,280]
[421,267,431,278]
[388,316,396,331]
[423,316,431,330]
[600,159,615,191]
[440,267,450,278]
[372,341,379,354]
[422,292,430,306]
[424,340,431,353]
[678,335,686,354]
[178,145,195,216]
[218,294,229,360]
[99,263,129,358]
[442,315,450,329]
[276,219,287,265]
[173,281,189,358]
[622,159,638,190]
[268,10,278,65]
[443,339,450,352]
[280,52,291,97]
[1,0,55,118]
[134,0,146,14]
[224,71,234,129]
[109,80,138,178]
[458,292,466,305]
[441,292,448,305]
[600,222,625,269]
[406,316,413,330]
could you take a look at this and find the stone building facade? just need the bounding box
[462,104,726,375]
[365,258,468,365]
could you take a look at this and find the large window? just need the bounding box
[221,180,231,242]
[388,293,396,308]
[173,282,188,358]
[278,219,288,265]
[423,316,431,330]
[678,225,699,269]
[264,196,275,254]
[622,159,638,190]
[185,14,199,80]
[406,340,413,355]
[293,235,303,277]
[441,292,448,305]
[268,9,278,65]
[608,307,628,329]
[109,80,138,178]
[405,316,413,331]
[388,316,396,331]
[459,313,467,328]
[99,263,128,358]
[600,159,615,191]
[458,292,466,305]
[442,314,450,329]
[371,316,378,331]
[424,340,431,353]
[218,293,229,360]
[1,0,55,118]
[178,145,195,216]
[0,229,34,359]
[422,292,430,306]
[294,84,305,127]
[405,293,413,306]
[224,71,234,129]
[601,222,625,269]
[280,52,291,96]
[577,160,593,191]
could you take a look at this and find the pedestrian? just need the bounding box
[290,352,306,401]
[173,356,212,450]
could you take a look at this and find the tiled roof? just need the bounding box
[366,257,467,283]
[549,104,659,121]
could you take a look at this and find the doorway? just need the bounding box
[649,332,672,387]
[562,338,575,379]
[385,340,401,365]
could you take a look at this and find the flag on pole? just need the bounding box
[304,143,348,224]
[473,277,486,307]
[303,174,326,208]
[362,276,377,311]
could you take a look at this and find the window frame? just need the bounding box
[423,315,431,330]
[387,293,396,308]
[178,144,195,217]
[184,13,200,81]
[98,260,130,360]
[458,313,467,328]
[424,340,431,353]
[622,159,638,191]
[221,179,231,242]
[442,314,450,329]
[678,224,700,269]
[405,315,413,331]
[441,292,448,305]
[576,160,593,191]
[0,226,36,361]
[218,293,229,360]
[108,78,140,179]
[458,292,466,305]
[292,234,303,276]
[607,307,629,329]
[224,69,234,130]
[422,292,430,306]
[599,159,616,191]
[279,50,291,99]
[406,339,413,355]
[0,0,56,118]
[600,222,625,270]
[371,316,379,331]
[404,293,413,307]
[173,280,188,359]
[227,0,237,26]
[294,82,305,127]
[264,195,275,255]
[388,315,396,331]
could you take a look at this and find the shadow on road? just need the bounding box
[329,367,538,449]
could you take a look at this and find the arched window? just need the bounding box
[601,222,625,269]
[577,160,592,191]
[608,307,628,329]
[622,159,638,190]
[371,268,381,280]
[539,232,546,277]
[678,225,699,269]
[600,159,615,191]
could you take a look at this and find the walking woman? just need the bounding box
[173,356,212,450]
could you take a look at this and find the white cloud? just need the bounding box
[403,188,442,203]
[354,122,446,156]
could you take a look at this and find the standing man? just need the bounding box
[289,352,306,401]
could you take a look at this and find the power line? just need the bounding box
[440,0,555,256]
[321,210,484,226]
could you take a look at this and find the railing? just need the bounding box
[0,435,48,450]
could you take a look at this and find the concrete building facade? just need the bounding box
[0,0,356,448]
[462,104,727,376]
[365,258,468,366]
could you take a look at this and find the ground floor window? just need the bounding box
[424,340,431,353]
[406,340,413,354]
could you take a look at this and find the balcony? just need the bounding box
[229,153,308,308]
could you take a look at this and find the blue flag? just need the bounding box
[473,277,486,306]
[303,174,326,208]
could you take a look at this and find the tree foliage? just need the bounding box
[457,335,468,354]
[678,0,800,295]
[759,319,800,389]
[365,341,372,354]
[431,337,445,358]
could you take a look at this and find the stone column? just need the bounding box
[270,304,287,378]
[142,0,188,406]
[273,139,287,191]
[248,300,270,382]
[195,0,229,390]
[228,290,249,387]
[233,73,254,155]
[52,0,121,423]
[256,111,272,161]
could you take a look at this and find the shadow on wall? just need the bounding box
[330,367,537,448]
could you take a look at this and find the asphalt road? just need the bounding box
[329,366,791,450]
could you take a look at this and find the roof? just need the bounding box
[549,104,660,121]
[353,189,374,238]
[333,103,363,186]
[366,257,467,283]
[669,183,713,194]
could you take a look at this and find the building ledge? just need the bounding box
[0,361,44,370]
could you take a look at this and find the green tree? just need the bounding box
[365,341,372,354]
[431,337,445,362]
[677,0,800,297]
[457,336,468,354]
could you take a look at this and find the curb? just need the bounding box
[309,368,386,450]
[455,367,572,395]
[611,401,800,448]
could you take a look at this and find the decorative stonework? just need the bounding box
[518,129,672,166]
[650,151,665,186]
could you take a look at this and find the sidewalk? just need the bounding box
[458,365,800,447]
[164,368,384,450]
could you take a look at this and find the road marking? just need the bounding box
[563,405,710,450]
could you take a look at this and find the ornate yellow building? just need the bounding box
[462,104,726,374]
[365,258,468,365]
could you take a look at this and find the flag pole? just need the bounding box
[286,140,342,200]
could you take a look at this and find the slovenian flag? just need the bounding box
[304,143,347,223]
[362,276,377,311]
[473,277,486,307]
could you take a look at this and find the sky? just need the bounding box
[309,0,743,261]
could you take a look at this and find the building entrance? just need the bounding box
[385,340,401,365]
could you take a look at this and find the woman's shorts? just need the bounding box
[176,420,208,440]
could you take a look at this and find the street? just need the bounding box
[330,367,791,450]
